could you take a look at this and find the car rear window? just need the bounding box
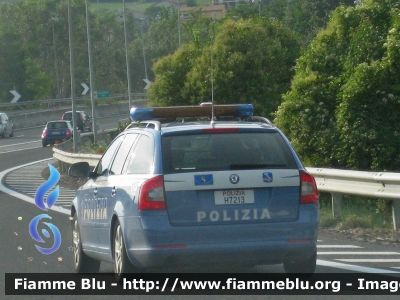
[47,122,68,129]
[63,113,72,120]
[162,132,297,174]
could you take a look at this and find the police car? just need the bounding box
[68,104,319,278]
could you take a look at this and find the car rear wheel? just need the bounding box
[283,249,316,274]
[113,221,137,282]
[72,214,101,273]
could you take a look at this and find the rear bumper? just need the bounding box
[120,204,319,269]
[126,239,316,269]
[42,137,71,144]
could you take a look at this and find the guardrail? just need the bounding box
[307,167,400,233]
[53,147,101,169]
[52,147,400,233]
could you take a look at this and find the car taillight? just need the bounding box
[61,115,65,120]
[138,175,166,210]
[79,114,82,120]
[42,132,47,137]
[66,130,71,136]
[299,170,319,204]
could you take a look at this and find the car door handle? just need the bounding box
[93,188,98,196]
[111,187,117,197]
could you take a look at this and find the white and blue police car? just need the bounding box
[68,104,319,279]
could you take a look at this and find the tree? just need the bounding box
[149,18,300,118]
[0,0,140,101]
[148,42,202,106]
[0,29,26,102]
[225,4,260,20]
[144,5,163,22]
[275,0,400,171]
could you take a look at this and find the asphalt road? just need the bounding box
[1,121,400,299]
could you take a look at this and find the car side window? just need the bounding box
[109,133,139,175]
[125,134,153,174]
[95,135,124,176]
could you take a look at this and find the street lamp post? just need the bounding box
[177,0,181,46]
[85,0,98,143]
[123,0,132,109]
[68,0,78,153]
[51,18,60,99]
[139,19,148,80]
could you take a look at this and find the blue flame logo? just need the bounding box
[29,214,61,254]
[34,164,60,211]
[29,164,62,254]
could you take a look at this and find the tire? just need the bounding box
[9,128,13,137]
[42,141,47,147]
[283,249,316,274]
[113,221,137,282]
[72,214,101,273]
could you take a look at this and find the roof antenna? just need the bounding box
[210,12,216,126]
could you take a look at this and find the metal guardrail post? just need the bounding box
[392,201,400,237]
[331,193,343,218]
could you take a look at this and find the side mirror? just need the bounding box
[68,162,91,178]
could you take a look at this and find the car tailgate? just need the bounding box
[164,169,300,226]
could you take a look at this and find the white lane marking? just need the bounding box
[318,245,363,248]
[0,158,69,215]
[337,259,400,263]
[0,140,41,148]
[317,259,400,274]
[6,180,42,184]
[319,252,400,255]
[0,146,43,154]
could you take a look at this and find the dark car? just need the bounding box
[0,112,14,138]
[61,111,92,132]
[68,104,319,280]
[41,120,73,147]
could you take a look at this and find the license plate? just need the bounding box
[52,131,61,135]
[214,190,254,205]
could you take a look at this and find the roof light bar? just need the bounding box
[130,104,253,121]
